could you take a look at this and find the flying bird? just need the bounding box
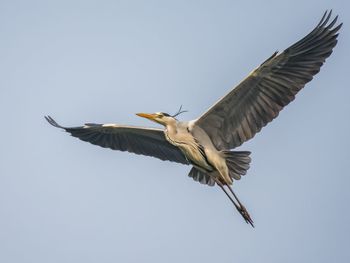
[46,11,341,227]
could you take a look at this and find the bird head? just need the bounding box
[136,112,176,126]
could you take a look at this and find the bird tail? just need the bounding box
[221,151,251,181]
[188,167,216,186]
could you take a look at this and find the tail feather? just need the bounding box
[222,151,251,180]
[188,167,216,186]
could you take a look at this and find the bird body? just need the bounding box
[165,120,230,184]
[138,114,247,186]
[46,11,342,227]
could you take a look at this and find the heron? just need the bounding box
[46,11,341,227]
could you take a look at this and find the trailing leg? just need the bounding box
[226,184,254,227]
[214,178,254,227]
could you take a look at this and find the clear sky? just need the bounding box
[1,0,349,262]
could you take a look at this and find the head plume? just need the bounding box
[171,105,188,118]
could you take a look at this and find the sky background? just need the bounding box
[1,0,349,262]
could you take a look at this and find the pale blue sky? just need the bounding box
[1,1,349,262]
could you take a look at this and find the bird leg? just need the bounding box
[226,184,254,227]
[214,178,254,227]
[216,181,241,211]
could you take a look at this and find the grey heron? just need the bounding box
[46,11,341,227]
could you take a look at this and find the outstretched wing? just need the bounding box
[195,11,342,150]
[45,116,189,164]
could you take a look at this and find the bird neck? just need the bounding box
[165,121,178,134]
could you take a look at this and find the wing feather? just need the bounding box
[45,116,189,164]
[195,11,341,150]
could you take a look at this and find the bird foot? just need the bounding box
[239,205,254,227]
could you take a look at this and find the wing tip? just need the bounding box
[45,115,64,129]
[317,10,332,27]
[318,10,342,31]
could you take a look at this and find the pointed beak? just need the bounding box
[136,113,157,121]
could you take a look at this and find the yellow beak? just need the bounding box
[136,113,157,121]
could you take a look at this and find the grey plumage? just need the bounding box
[188,167,216,186]
[196,10,341,150]
[45,116,188,164]
[46,11,341,227]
